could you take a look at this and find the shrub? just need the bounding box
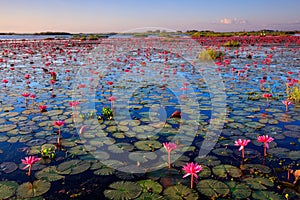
[198,48,224,60]
[223,40,241,47]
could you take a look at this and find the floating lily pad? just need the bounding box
[26,139,47,146]
[35,166,64,182]
[0,162,18,173]
[195,155,221,167]
[164,184,199,200]
[212,148,233,157]
[0,181,18,199]
[244,177,274,190]
[134,141,162,151]
[212,164,242,178]
[241,164,271,173]
[288,151,300,160]
[226,181,251,199]
[0,135,9,142]
[198,165,211,178]
[94,166,115,176]
[137,179,163,194]
[104,181,142,200]
[252,190,284,200]
[108,143,134,153]
[196,179,229,198]
[17,180,51,198]
[0,124,17,132]
[57,159,90,175]
[129,151,157,163]
[245,122,265,129]
[136,193,166,200]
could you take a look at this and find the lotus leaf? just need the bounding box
[104,181,142,200]
[196,179,229,198]
[164,184,198,200]
[0,181,18,199]
[212,164,242,178]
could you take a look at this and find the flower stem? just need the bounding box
[191,175,194,189]
[242,148,245,159]
[264,143,267,157]
[168,152,171,169]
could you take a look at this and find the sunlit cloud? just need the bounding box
[219,18,248,25]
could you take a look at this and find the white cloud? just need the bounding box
[219,18,248,25]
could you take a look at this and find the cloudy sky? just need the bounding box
[0,0,299,33]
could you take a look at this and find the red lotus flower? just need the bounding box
[24,74,30,79]
[50,80,56,85]
[39,105,47,112]
[163,142,178,169]
[30,94,36,99]
[257,135,274,156]
[182,162,202,188]
[53,120,65,127]
[69,101,80,108]
[107,81,114,86]
[22,93,30,98]
[260,79,266,84]
[282,100,292,112]
[262,93,272,99]
[234,139,251,159]
[21,156,40,176]
[287,71,293,75]
[2,79,8,84]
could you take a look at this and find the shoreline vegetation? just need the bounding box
[0,30,299,39]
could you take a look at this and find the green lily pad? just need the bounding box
[226,181,251,199]
[195,155,221,167]
[198,165,211,178]
[164,184,199,200]
[35,166,64,182]
[94,167,115,176]
[136,193,166,200]
[241,164,271,173]
[212,148,233,157]
[245,122,265,129]
[0,181,18,199]
[57,159,90,175]
[129,152,157,163]
[0,124,17,132]
[244,177,274,190]
[288,151,300,160]
[134,141,162,151]
[252,190,284,200]
[137,179,163,194]
[104,181,142,200]
[212,164,242,178]
[196,179,229,198]
[108,143,134,153]
[0,162,18,173]
[17,180,51,198]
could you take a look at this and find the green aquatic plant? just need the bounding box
[102,107,113,120]
[197,48,224,61]
[223,40,241,47]
[288,85,300,105]
[40,144,56,159]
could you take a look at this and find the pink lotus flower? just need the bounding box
[24,74,30,79]
[53,120,65,127]
[21,156,40,176]
[38,105,47,112]
[2,79,8,86]
[163,142,177,169]
[282,100,292,112]
[182,162,202,189]
[262,93,272,99]
[257,135,274,157]
[107,81,114,86]
[234,139,251,159]
[22,93,30,98]
[69,101,80,108]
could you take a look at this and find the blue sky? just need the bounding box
[0,0,299,33]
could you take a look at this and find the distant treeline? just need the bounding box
[185,30,300,37]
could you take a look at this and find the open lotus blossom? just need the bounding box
[53,120,65,144]
[257,135,274,157]
[234,139,251,159]
[282,100,292,112]
[163,142,178,169]
[24,74,30,79]
[262,93,272,102]
[69,101,80,108]
[38,105,47,112]
[21,156,40,176]
[21,93,30,98]
[2,79,8,86]
[182,162,202,189]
